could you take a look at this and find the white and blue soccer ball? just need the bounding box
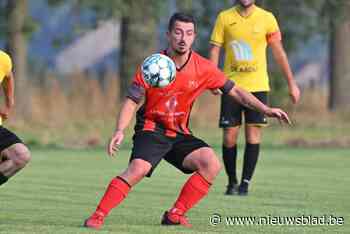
[141,53,176,88]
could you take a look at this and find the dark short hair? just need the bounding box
[168,12,196,32]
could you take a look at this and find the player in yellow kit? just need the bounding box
[209,0,300,195]
[0,50,31,186]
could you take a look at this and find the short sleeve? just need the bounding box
[205,63,233,92]
[126,66,148,103]
[0,51,13,76]
[132,66,148,89]
[266,13,281,44]
[210,12,225,47]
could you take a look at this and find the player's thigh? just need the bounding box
[120,158,153,186]
[0,127,23,153]
[164,135,217,174]
[183,147,220,173]
[2,143,30,161]
[0,127,26,161]
[219,93,243,128]
[130,131,172,177]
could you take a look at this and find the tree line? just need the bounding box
[1,0,349,113]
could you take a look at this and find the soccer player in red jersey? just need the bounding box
[84,12,290,229]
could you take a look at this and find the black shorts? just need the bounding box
[0,126,23,153]
[219,91,268,128]
[130,131,210,177]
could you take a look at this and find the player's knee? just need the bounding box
[12,145,31,168]
[245,126,262,143]
[223,138,236,147]
[128,159,151,179]
[246,136,261,144]
[131,166,149,179]
[223,129,239,147]
[208,156,221,176]
[197,150,221,176]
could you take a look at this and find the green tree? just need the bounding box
[327,0,350,111]
[50,0,166,99]
[263,0,350,111]
[0,0,38,116]
[5,0,29,115]
[118,1,162,100]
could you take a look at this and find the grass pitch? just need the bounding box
[1,146,349,234]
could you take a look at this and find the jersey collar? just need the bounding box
[235,4,256,19]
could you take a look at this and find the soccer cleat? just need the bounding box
[161,208,192,227]
[238,182,249,196]
[84,211,105,230]
[225,183,238,195]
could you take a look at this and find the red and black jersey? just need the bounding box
[127,50,234,137]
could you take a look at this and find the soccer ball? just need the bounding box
[141,53,176,88]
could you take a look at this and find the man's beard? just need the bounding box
[174,48,187,55]
[239,1,254,8]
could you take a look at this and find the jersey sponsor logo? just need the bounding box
[165,96,178,112]
[229,40,257,73]
[230,63,257,73]
[149,93,185,127]
[230,40,253,61]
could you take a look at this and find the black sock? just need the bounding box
[0,172,9,186]
[222,145,238,186]
[241,143,260,187]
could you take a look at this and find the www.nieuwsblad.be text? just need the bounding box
[209,214,344,226]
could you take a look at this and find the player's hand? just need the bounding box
[289,82,300,104]
[107,130,124,157]
[0,107,10,120]
[264,107,291,125]
[210,89,222,95]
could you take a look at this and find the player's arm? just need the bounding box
[0,72,15,120]
[209,45,223,95]
[107,98,138,157]
[115,98,138,132]
[209,44,221,67]
[108,81,145,156]
[209,11,224,95]
[269,40,300,104]
[228,85,291,124]
[207,64,289,124]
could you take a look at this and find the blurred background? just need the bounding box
[0,0,349,148]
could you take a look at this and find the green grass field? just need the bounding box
[1,145,349,234]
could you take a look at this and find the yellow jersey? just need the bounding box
[0,50,13,125]
[210,5,281,92]
[0,50,12,83]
